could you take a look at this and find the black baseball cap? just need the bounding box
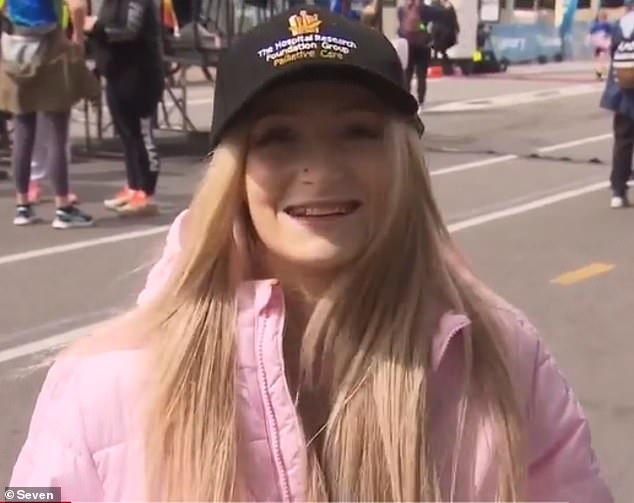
[209,5,423,148]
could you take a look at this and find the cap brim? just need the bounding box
[210,60,422,148]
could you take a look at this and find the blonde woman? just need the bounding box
[10,6,613,502]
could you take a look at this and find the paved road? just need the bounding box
[1,63,632,501]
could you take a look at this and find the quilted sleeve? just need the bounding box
[10,358,104,501]
[521,320,614,502]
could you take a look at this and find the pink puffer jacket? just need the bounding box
[10,210,614,502]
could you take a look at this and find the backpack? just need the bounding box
[613,38,634,89]
[401,3,431,48]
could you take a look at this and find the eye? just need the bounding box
[342,122,383,140]
[252,125,297,147]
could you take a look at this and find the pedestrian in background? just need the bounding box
[600,0,634,208]
[589,9,613,80]
[0,0,100,227]
[431,0,459,75]
[26,1,80,205]
[396,0,443,109]
[84,0,164,217]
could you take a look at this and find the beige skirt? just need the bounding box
[0,30,101,115]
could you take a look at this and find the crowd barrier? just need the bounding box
[488,20,594,64]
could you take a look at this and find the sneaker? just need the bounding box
[13,204,39,226]
[52,206,94,229]
[116,191,159,216]
[104,187,134,211]
[610,195,630,208]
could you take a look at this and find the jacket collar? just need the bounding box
[239,279,472,372]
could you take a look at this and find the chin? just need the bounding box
[284,243,361,271]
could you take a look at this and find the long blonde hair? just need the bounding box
[129,118,525,501]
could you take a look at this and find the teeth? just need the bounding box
[287,204,356,217]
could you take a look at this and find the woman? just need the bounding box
[397,0,442,108]
[25,0,77,204]
[0,0,99,227]
[589,9,612,80]
[10,6,613,502]
[85,0,164,217]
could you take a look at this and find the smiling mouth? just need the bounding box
[283,200,362,218]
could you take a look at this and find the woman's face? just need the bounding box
[244,80,391,275]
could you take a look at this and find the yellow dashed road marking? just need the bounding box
[551,262,615,286]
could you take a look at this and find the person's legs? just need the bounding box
[31,114,47,181]
[0,112,10,149]
[104,85,142,209]
[414,47,431,106]
[13,113,37,199]
[114,111,159,215]
[38,110,93,228]
[439,49,453,75]
[38,110,71,199]
[29,112,78,204]
[405,41,416,98]
[610,112,634,207]
[104,87,158,215]
[140,115,160,197]
[12,112,39,225]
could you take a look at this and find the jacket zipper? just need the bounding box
[257,305,293,503]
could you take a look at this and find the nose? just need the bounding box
[296,138,344,185]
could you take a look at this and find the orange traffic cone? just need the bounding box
[427,65,443,78]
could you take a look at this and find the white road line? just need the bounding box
[424,83,603,113]
[446,181,609,232]
[537,133,612,153]
[430,154,518,176]
[0,323,102,364]
[430,131,610,177]
[0,226,169,266]
[0,178,619,367]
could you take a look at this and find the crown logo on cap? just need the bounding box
[288,10,321,36]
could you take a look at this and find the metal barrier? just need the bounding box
[77,0,290,151]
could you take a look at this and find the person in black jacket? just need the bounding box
[431,0,459,75]
[397,0,443,108]
[85,0,164,216]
